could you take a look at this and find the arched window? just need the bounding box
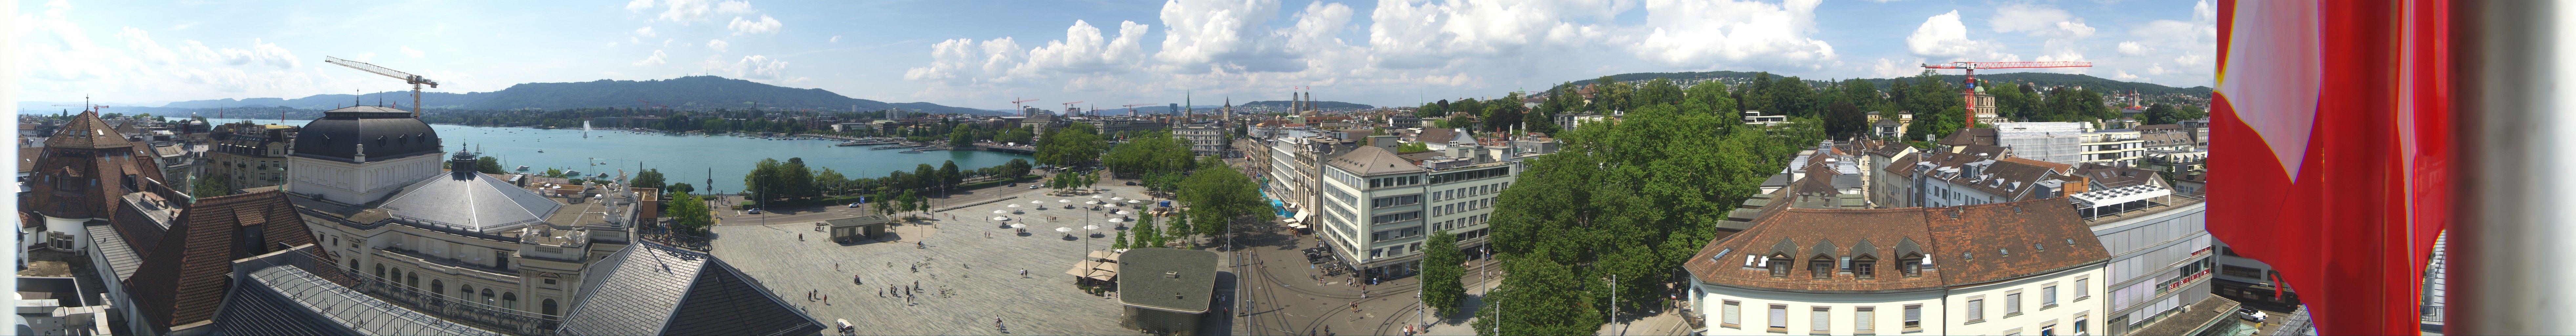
[350,259,361,273]
[1854,255,1879,279]
[502,292,518,310]
[430,280,444,296]
[1768,254,1792,277]
[1899,253,1924,277]
[542,299,559,316]
[461,285,475,298]
[481,289,496,305]
[375,264,386,280]
[405,272,419,288]
[1810,255,1836,279]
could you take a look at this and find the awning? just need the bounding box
[1293,210,1312,223]
[1066,261,1101,277]
[1087,274,1116,282]
[1093,262,1120,272]
[1088,250,1121,262]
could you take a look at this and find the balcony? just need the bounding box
[357,277,559,335]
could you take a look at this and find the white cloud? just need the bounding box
[1991,4,2094,38]
[2116,41,2148,56]
[706,39,728,52]
[632,50,668,66]
[655,0,715,24]
[727,15,781,35]
[716,0,754,14]
[701,54,798,82]
[2112,69,2141,80]
[1870,57,1928,78]
[1629,0,1838,69]
[1906,10,2009,61]
[2103,0,2217,86]
[1016,20,1151,77]
[634,26,657,37]
[625,0,654,11]
[1367,0,1608,70]
[400,46,423,58]
[829,35,840,43]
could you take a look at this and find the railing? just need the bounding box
[380,247,520,276]
[358,276,560,335]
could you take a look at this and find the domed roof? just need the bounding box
[292,106,441,162]
[378,171,563,233]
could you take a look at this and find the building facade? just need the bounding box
[1313,137,1515,278]
[1175,124,1231,157]
[209,122,298,189]
[2079,129,2146,167]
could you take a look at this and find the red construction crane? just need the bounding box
[1012,98,1040,116]
[1920,61,2091,128]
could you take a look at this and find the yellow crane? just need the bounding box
[324,56,440,117]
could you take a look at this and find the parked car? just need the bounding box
[849,203,861,208]
[1030,185,1041,189]
[1125,181,1138,186]
[748,209,763,214]
[1006,183,1017,187]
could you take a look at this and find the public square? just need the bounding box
[710,183,1234,335]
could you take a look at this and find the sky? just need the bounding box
[15,0,2214,110]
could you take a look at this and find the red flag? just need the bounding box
[2211,1,2450,335]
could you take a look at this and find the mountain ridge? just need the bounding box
[139,76,992,115]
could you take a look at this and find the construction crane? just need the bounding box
[1920,61,2091,128]
[1012,98,1040,116]
[1122,103,1154,116]
[325,56,439,117]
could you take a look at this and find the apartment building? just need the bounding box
[1314,136,1517,279]
[1686,197,2111,336]
[2080,129,2146,167]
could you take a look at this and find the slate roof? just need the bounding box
[1881,153,1920,178]
[378,168,564,233]
[1954,144,2012,160]
[2074,163,2165,189]
[558,240,823,336]
[214,247,498,336]
[290,106,442,163]
[1870,141,1915,158]
[1117,248,1221,313]
[123,190,317,332]
[1417,128,1463,145]
[1325,146,1425,177]
[28,110,168,221]
[84,221,144,282]
[17,147,40,173]
[1937,128,1998,147]
[2000,157,2074,174]
[1684,198,2111,292]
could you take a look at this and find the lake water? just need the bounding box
[206,118,1030,194]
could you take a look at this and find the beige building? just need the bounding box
[1686,196,2111,336]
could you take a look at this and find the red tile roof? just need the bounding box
[1684,198,2110,292]
[123,190,319,332]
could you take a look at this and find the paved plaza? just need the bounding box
[712,183,1227,335]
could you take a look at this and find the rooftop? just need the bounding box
[557,240,823,336]
[213,247,499,336]
[378,169,567,233]
[1683,198,2113,292]
[1116,248,1221,313]
[1325,145,1425,177]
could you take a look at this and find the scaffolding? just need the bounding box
[1991,122,2088,166]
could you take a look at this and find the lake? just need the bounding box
[205,118,1031,194]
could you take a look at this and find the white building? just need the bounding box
[1686,197,2112,336]
[1314,136,1515,278]
[2065,163,2215,335]
[2079,129,2146,167]
[286,106,451,205]
[1990,122,2090,167]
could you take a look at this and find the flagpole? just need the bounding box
[2454,1,2576,334]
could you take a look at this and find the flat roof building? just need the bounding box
[1116,248,1219,335]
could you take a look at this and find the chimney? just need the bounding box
[1369,135,1398,151]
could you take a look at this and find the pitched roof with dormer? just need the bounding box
[1325,145,1425,177]
[1682,198,2111,292]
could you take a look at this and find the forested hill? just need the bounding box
[1237,100,1374,110]
[146,75,989,115]
[1557,71,2212,97]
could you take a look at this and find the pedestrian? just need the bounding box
[996,318,1004,330]
[912,265,918,273]
[799,233,805,241]
[835,262,841,271]
[879,288,885,297]
[824,294,830,305]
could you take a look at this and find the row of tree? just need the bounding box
[741,157,1037,202]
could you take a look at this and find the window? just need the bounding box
[2003,327,2024,336]
[1903,304,1923,333]
[1811,255,1836,279]
[2044,285,2059,309]
[502,292,518,310]
[1854,256,1877,279]
[1769,255,1792,277]
[481,288,496,304]
[1812,307,1832,334]
[405,272,419,288]
[375,264,387,279]
[1769,304,1790,333]
[461,285,475,298]
[430,280,444,296]
[1856,307,1876,334]
[2075,277,2090,300]
[2041,323,2057,336]
[543,278,557,285]
[1967,297,1986,323]
[1722,300,1742,328]
[2074,314,2089,335]
[2006,291,2024,316]
[1899,254,1924,277]
[542,299,560,317]
[2222,265,2265,279]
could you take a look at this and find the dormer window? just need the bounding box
[1810,255,1835,279]
[1854,255,1878,279]
[1768,254,1791,277]
[1899,253,1924,277]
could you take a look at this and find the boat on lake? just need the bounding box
[516,165,530,171]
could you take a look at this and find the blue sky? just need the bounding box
[16,0,2213,110]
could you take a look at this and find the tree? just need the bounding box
[940,160,963,193]
[665,191,713,235]
[1113,230,1130,250]
[1823,101,1868,139]
[665,182,696,195]
[1178,157,1262,242]
[191,175,235,198]
[474,157,506,174]
[631,169,667,193]
[1420,231,1467,316]
[2140,103,2179,125]
[1036,122,1105,168]
[1398,142,1431,153]
[785,158,816,198]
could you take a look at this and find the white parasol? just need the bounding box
[1111,197,1125,200]
[992,216,1011,221]
[1009,204,1021,208]
[1055,227,1073,233]
[993,210,1008,214]
[1092,195,1103,199]
[1116,210,1133,215]
[1032,200,1045,204]
[1085,225,1101,230]
[1059,199,1072,203]
[1011,223,1028,228]
[1126,200,1142,204]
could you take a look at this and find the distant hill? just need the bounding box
[1237,100,1373,110]
[139,76,991,115]
[1555,71,2212,97]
